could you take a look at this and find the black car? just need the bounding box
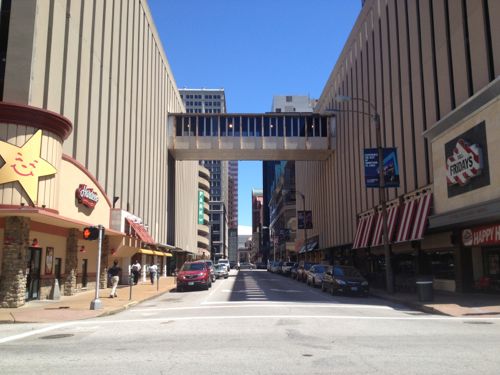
[321,265,369,295]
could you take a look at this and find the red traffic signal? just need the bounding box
[83,226,100,240]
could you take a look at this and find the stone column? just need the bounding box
[64,229,79,296]
[0,217,30,308]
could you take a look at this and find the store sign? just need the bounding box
[462,224,500,246]
[446,139,482,186]
[363,148,400,188]
[198,190,205,224]
[75,184,99,208]
[446,122,490,198]
[0,130,57,205]
[298,210,313,229]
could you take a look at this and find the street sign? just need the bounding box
[198,190,205,224]
[298,210,313,229]
[364,148,400,188]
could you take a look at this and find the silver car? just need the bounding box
[306,264,327,287]
[214,264,229,279]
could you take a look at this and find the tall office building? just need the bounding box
[263,96,315,262]
[251,189,264,260]
[0,0,199,306]
[228,160,238,229]
[179,88,235,260]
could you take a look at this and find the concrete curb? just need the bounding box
[370,291,449,316]
[96,287,176,318]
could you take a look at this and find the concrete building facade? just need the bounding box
[0,0,198,306]
[300,0,500,293]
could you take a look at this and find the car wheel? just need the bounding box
[177,286,183,293]
[330,286,335,296]
[224,275,228,279]
[312,278,316,287]
[321,283,326,292]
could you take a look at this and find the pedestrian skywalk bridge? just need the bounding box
[168,113,335,161]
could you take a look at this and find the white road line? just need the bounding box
[61,315,500,324]
[203,276,230,301]
[0,322,75,344]
[133,303,403,312]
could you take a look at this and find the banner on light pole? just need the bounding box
[364,148,400,188]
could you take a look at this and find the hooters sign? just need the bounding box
[446,139,482,186]
[75,184,99,208]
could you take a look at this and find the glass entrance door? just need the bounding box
[26,247,42,300]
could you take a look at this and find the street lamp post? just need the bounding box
[332,96,394,294]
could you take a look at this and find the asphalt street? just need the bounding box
[1,269,499,374]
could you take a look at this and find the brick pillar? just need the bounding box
[100,235,110,289]
[64,229,79,296]
[0,217,30,308]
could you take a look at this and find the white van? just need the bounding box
[218,258,230,271]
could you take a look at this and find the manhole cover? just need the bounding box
[40,334,74,339]
[463,321,493,325]
[302,354,313,357]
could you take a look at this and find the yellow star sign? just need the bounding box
[0,130,57,204]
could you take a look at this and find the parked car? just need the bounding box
[214,264,229,279]
[306,264,327,287]
[297,262,313,282]
[218,258,230,271]
[239,262,255,270]
[176,261,211,292]
[201,259,216,282]
[281,262,296,275]
[270,261,281,273]
[255,262,267,269]
[321,265,369,295]
[229,261,237,269]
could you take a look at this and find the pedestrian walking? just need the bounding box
[131,259,141,285]
[108,260,121,298]
[149,263,158,284]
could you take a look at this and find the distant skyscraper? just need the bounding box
[262,96,315,261]
[178,88,236,260]
[228,160,238,229]
[271,95,316,113]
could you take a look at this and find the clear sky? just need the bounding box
[148,0,361,231]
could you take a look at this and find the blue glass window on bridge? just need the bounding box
[233,117,240,137]
[220,117,227,136]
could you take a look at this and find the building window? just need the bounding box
[286,96,292,102]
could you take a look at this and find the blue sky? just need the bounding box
[148,0,361,231]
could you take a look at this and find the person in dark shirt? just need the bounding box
[108,260,122,298]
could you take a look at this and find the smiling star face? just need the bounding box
[0,130,57,204]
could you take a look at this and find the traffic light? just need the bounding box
[83,226,100,240]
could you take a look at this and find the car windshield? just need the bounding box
[315,265,326,273]
[181,263,205,271]
[334,267,361,277]
[215,265,224,270]
[284,262,294,266]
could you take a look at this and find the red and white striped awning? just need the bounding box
[371,204,400,247]
[395,193,432,243]
[408,193,433,241]
[352,212,376,249]
[395,198,418,243]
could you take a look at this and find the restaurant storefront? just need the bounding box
[0,102,165,307]
[424,78,500,293]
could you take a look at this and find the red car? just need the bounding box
[176,261,212,292]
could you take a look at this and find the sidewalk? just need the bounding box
[370,288,500,317]
[0,276,176,324]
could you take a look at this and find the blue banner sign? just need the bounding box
[364,148,400,188]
